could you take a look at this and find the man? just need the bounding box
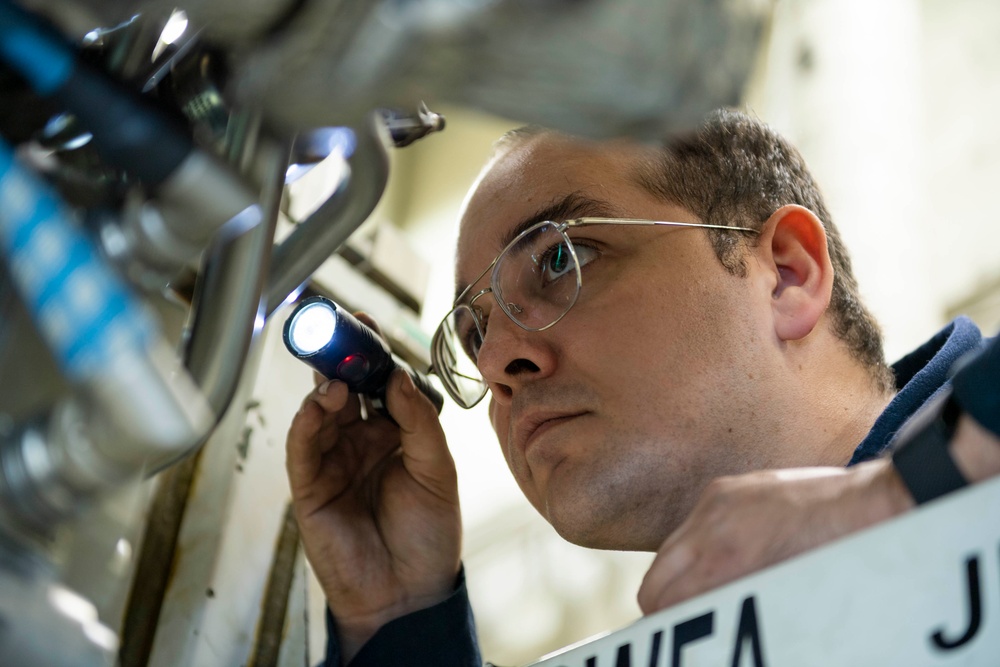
[285,109,999,666]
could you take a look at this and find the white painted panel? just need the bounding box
[530,477,1000,666]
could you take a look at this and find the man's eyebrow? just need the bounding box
[494,192,622,250]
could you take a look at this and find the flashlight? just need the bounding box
[283,296,444,417]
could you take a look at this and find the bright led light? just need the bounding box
[288,302,336,354]
[160,11,189,46]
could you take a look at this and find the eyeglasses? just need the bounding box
[430,217,759,408]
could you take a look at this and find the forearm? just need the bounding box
[638,412,1000,612]
[862,413,1000,526]
[951,414,1000,482]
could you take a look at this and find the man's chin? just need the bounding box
[533,449,689,551]
[553,521,661,552]
[544,499,664,552]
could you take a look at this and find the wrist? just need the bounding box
[950,414,1000,482]
[890,391,970,505]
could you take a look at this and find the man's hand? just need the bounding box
[637,461,912,615]
[638,413,1000,616]
[285,321,460,662]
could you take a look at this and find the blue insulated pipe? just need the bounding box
[0,138,154,380]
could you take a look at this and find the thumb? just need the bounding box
[386,370,457,496]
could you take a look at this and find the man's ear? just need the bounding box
[756,204,834,342]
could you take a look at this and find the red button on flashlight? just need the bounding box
[337,354,370,383]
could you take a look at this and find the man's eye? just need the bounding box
[460,312,487,362]
[538,242,575,284]
[537,242,599,286]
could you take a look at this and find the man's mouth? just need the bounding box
[515,410,589,457]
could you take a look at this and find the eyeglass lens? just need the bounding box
[434,306,486,406]
[493,221,581,329]
[434,222,582,407]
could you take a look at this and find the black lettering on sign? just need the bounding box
[647,631,663,667]
[931,555,982,651]
[602,630,662,667]
[614,643,630,667]
[729,596,767,667]
[671,612,714,667]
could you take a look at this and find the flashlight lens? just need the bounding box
[288,302,337,354]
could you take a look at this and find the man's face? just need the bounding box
[454,134,780,551]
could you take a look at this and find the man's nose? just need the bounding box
[475,311,557,405]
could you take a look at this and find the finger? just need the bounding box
[385,370,456,496]
[637,539,697,614]
[286,399,329,491]
[288,380,353,478]
[655,546,753,610]
[299,377,350,413]
[647,565,712,611]
[353,311,383,338]
[299,376,367,426]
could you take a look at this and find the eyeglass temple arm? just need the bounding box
[564,217,759,233]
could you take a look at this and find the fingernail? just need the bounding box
[400,372,416,397]
[318,380,333,396]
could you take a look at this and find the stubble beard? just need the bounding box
[537,428,701,553]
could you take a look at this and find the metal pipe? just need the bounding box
[181,127,287,419]
[0,138,214,536]
[264,112,391,317]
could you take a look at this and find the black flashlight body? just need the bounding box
[282,296,444,416]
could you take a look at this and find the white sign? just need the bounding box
[528,476,1000,666]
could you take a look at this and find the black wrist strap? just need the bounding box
[951,337,1000,438]
[891,390,969,505]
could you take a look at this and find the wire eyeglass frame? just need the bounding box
[430,217,760,408]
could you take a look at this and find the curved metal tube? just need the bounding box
[181,134,287,418]
[264,112,391,317]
